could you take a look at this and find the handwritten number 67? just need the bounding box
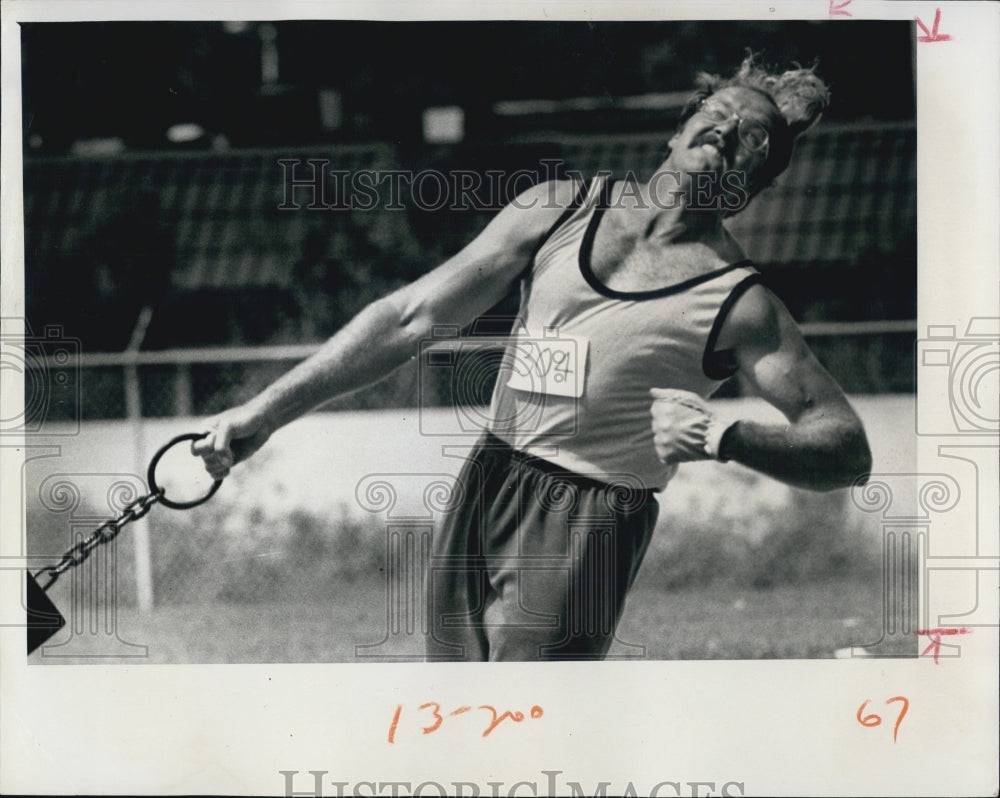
[857,696,909,742]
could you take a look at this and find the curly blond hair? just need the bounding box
[680,52,831,189]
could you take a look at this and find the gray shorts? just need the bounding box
[426,432,659,661]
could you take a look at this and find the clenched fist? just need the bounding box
[649,388,728,464]
[191,404,273,480]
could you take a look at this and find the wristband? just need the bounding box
[705,419,736,462]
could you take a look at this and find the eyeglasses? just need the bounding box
[697,99,770,154]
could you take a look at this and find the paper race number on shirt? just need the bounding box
[506,329,588,399]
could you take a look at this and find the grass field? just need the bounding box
[26,398,917,664]
[32,575,913,663]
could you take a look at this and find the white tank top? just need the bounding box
[488,175,761,490]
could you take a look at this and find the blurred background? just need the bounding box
[19,20,918,662]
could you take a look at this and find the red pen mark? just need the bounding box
[915,8,952,42]
[857,696,910,742]
[886,696,909,743]
[917,627,971,664]
[388,702,544,743]
[829,0,852,17]
[387,704,402,744]
[418,702,444,735]
[480,705,531,737]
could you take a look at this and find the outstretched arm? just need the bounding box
[714,284,872,490]
[194,179,577,479]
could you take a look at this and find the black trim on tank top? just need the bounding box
[702,273,764,380]
[578,176,753,301]
[522,178,590,276]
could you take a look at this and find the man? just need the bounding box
[193,56,872,661]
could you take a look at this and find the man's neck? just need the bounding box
[634,173,726,245]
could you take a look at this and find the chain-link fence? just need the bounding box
[32,316,915,427]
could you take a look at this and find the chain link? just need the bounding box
[32,432,219,592]
[34,489,164,591]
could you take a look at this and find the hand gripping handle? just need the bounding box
[147,432,223,510]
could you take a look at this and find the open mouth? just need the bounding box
[698,140,728,168]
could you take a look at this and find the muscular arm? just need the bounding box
[195,180,577,477]
[714,285,873,491]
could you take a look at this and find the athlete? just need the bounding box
[193,56,872,661]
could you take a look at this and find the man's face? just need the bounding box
[669,86,784,190]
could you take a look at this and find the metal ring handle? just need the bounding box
[147,432,223,510]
